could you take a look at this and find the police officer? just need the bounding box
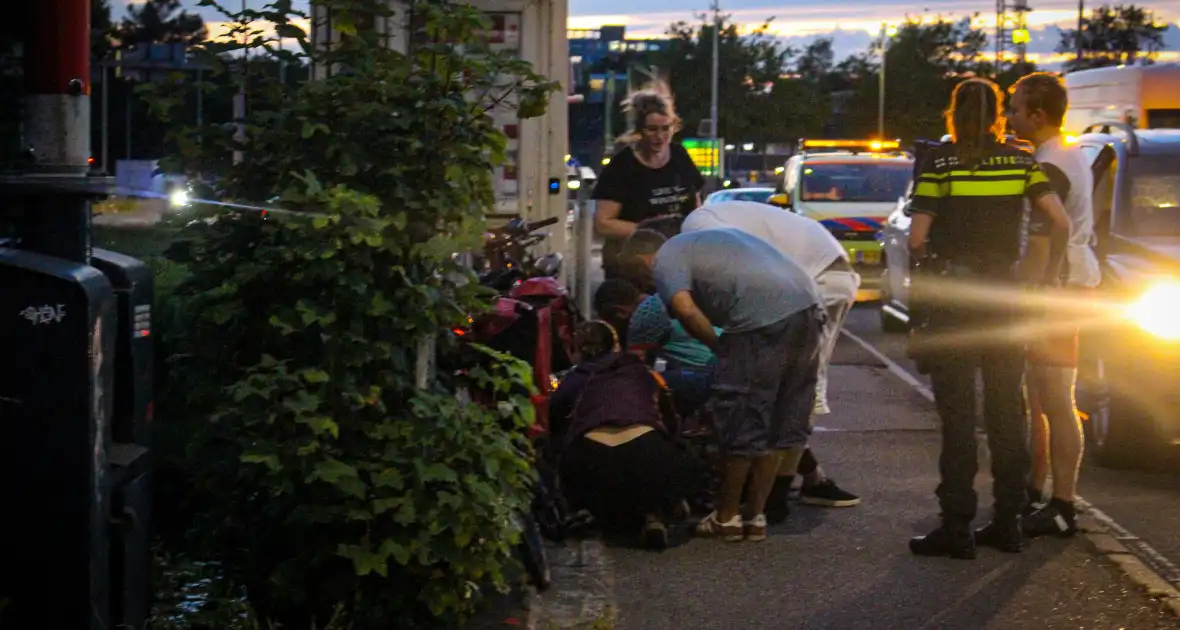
[907,78,1070,560]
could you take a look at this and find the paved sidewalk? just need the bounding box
[515,358,1178,629]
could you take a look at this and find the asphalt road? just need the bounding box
[843,303,1180,591]
[595,335,1179,629]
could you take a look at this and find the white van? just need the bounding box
[1063,64,1180,136]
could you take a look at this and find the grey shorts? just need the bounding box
[708,307,824,457]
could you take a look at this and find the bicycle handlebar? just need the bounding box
[525,217,559,231]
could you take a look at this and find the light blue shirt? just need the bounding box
[652,228,821,333]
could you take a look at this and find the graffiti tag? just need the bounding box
[19,304,66,325]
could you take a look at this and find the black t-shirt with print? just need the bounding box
[591,143,706,268]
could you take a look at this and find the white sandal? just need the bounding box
[744,514,767,542]
[696,511,743,542]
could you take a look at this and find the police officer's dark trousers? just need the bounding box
[923,276,1030,524]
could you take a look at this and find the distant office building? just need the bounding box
[567,26,673,168]
[567,25,672,98]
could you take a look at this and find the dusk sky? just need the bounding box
[115,0,1180,64]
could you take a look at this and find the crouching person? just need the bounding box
[550,321,698,551]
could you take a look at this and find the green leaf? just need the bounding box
[299,369,330,384]
[422,463,459,483]
[275,23,306,41]
[310,459,367,498]
[312,459,357,483]
[337,543,385,577]
[391,212,408,231]
[240,453,282,472]
[379,538,412,565]
[268,315,296,335]
[305,416,340,439]
[282,389,321,414]
[206,302,239,325]
[371,469,405,490]
[371,497,401,515]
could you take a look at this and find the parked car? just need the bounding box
[877,196,913,332]
[704,186,776,205]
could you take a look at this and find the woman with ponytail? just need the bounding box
[906,78,1070,560]
[592,86,705,282]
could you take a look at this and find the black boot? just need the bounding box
[1022,499,1078,538]
[1021,486,1045,517]
[975,515,1024,553]
[766,476,794,525]
[910,518,976,560]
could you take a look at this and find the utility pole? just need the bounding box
[709,0,720,180]
[101,61,109,173]
[1077,0,1085,67]
[878,24,896,139]
[604,69,615,156]
[233,0,247,164]
[878,24,886,139]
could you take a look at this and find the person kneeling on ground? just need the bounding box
[549,320,698,551]
[592,279,646,349]
[621,228,824,542]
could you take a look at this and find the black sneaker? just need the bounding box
[910,522,976,560]
[799,479,861,507]
[643,520,669,551]
[766,476,794,525]
[975,517,1024,553]
[1022,500,1078,538]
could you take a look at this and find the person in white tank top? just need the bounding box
[1008,72,1096,540]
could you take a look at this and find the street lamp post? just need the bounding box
[709,0,720,180]
[877,24,896,139]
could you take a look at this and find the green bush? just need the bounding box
[138,0,559,627]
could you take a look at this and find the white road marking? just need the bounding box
[842,326,1180,593]
[840,329,935,402]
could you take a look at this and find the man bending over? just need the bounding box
[620,228,824,542]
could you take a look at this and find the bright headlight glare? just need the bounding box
[567,179,582,190]
[169,189,190,208]
[1126,279,1180,340]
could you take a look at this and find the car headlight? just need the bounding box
[1126,279,1180,340]
[169,188,190,209]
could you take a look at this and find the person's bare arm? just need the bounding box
[593,200,637,239]
[908,213,934,260]
[1020,236,1052,285]
[667,290,719,350]
[1020,192,1070,285]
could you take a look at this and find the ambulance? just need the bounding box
[768,139,914,287]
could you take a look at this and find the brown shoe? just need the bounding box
[743,514,767,542]
[696,511,743,542]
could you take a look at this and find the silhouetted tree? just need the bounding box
[117,0,208,48]
[1057,4,1168,71]
[92,0,115,60]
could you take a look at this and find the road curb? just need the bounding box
[525,539,617,629]
[1077,509,1180,617]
